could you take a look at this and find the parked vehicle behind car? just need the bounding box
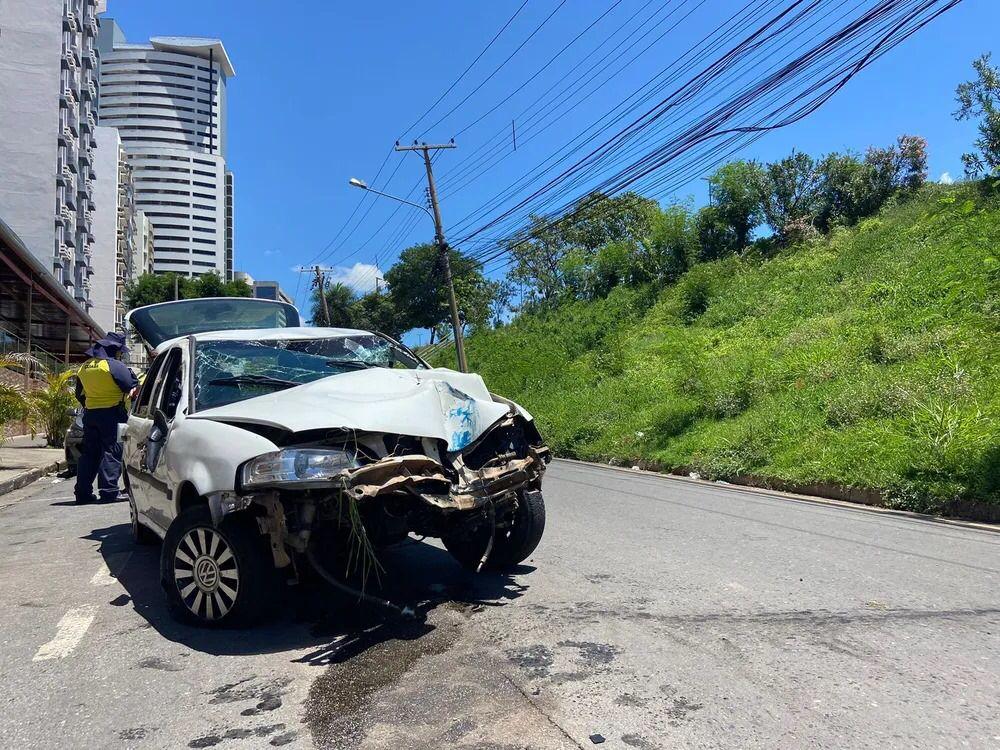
[122,298,549,626]
[64,407,83,473]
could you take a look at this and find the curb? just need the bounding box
[0,460,68,497]
[553,458,1000,535]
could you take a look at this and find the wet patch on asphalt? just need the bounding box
[118,727,153,741]
[506,644,554,678]
[304,616,459,749]
[506,640,622,685]
[615,693,649,707]
[621,733,659,749]
[206,675,292,705]
[137,656,185,672]
[187,723,286,748]
[557,640,620,666]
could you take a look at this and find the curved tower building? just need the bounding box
[96,19,234,278]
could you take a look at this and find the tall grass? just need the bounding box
[453,184,1000,512]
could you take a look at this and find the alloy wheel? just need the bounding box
[173,527,240,621]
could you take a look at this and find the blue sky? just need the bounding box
[103,0,996,331]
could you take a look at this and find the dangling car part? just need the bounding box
[121,299,550,627]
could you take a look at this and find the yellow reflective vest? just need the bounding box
[76,357,134,410]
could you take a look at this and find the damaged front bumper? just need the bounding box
[345,447,548,510]
[344,414,550,510]
[230,413,550,515]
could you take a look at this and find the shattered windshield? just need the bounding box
[194,335,425,411]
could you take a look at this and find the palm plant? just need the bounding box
[28,369,77,448]
[0,353,35,452]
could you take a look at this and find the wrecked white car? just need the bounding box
[122,298,549,626]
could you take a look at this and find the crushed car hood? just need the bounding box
[189,368,513,451]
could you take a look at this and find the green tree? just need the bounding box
[955,53,1000,177]
[352,291,402,338]
[637,203,696,282]
[817,136,928,231]
[694,205,738,261]
[508,216,570,304]
[124,272,252,310]
[124,273,177,309]
[707,161,765,251]
[759,151,824,243]
[310,281,357,327]
[385,243,494,338]
[509,192,660,303]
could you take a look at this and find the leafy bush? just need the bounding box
[677,269,712,323]
[28,370,76,448]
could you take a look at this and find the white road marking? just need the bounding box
[33,605,97,661]
[89,561,116,587]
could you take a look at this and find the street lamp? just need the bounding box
[348,177,433,220]
[348,169,468,373]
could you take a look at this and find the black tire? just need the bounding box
[124,474,157,545]
[160,505,276,627]
[443,490,546,571]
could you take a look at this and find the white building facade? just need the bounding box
[91,126,144,332]
[0,0,105,308]
[96,19,234,279]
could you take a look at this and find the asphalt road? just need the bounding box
[0,460,998,749]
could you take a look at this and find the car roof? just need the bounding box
[154,326,376,353]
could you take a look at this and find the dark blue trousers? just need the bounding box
[74,406,126,503]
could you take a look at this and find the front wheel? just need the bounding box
[443,490,546,571]
[160,506,276,627]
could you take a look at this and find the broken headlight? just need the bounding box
[240,448,357,489]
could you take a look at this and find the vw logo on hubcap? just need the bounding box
[194,556,220,590]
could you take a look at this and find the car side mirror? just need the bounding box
[144,409,170,472]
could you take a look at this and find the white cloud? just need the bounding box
[939,171,954,185]
[328,262,383,294]
[263,248,280,256]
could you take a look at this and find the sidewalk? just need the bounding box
[0,435,66,496]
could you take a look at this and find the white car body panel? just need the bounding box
[190,367,511,452]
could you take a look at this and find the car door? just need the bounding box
[136,345,187,532]
[124,350,166,522]
[126,347,181,534]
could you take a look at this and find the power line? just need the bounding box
[458,0,962,270]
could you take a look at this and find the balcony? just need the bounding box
[64,11,78,32]
[82,81,96,100]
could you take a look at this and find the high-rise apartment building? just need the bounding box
[135,211,155,277]
[96,19,235,279]
[0,0,106,307]
[90,126,143,332]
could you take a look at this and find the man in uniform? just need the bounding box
[74,332,138,504]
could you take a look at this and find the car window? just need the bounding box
[153,349,184,420]
[192,334,425,412]
[133,352,166,417]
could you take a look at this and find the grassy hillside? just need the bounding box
[456,184,1000,513]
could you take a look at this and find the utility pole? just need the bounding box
[173,274,179,301]
[394,140,467,372]
[312,265,331,326]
